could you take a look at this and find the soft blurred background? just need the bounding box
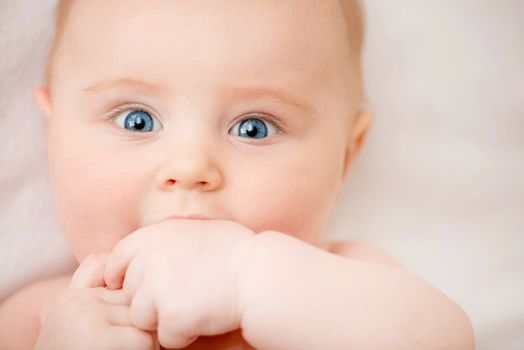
[1,0,523,348]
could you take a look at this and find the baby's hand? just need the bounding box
[35,254,159,350]
[104,219,255,349]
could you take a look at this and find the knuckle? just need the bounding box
[129,309,154,331]
[84,253,106,268]
[158,327,198,349]
[82,254,97,265]
[161,304,183,325]
[157,305,202,348]
[110,241,127,262]
[91,254,106,267]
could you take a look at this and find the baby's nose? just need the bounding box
[157,146,223,192]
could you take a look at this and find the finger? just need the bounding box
[111,326,159,350]
[157,326,198,350]
[106,304,133,327]
[157,309,199,349]
[98,288,131,306]
[121,255,145,297]
[104,230,149,290]
[129,287,158,331]
[69,254,108,289]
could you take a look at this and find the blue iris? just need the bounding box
[238,118,268,139]
[124,110,154,132]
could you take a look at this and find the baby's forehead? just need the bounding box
[54,1,356,103]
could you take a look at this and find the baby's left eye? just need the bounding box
[229,117,278,139]
[113,109,162,133]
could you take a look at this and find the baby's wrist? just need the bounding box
[236,231,277,324]
[237,231,313,345]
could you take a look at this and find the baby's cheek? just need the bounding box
[231,165,336,244]
[49,141,146,260]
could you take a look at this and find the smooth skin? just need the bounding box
[34,255,160,350]
[0,0,474,349]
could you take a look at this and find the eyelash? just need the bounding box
[230,112,285,134]
[107,103,156,125]
[106,104,286,134]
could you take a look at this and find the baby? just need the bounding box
[0,0,474,349]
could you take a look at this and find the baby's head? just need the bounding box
[34,0,371,261]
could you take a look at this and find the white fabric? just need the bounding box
[1,1,523,349]
[0,0,78,299]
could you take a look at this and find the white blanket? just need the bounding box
[1,1,523,349]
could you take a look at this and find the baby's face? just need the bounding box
[39,0,367,260]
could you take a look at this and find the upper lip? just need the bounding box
[162,214,212,221]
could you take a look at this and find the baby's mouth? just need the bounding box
[161,214,212,221]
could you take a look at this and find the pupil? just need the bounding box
[133,116,145,130]
[246,124,258,137]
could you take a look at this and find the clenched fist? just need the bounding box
[104,219,256,349]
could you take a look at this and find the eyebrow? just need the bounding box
[81,78,314,112]
[225,85,314,112]
[82,78,165,95]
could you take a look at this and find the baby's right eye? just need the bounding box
[113,109,162,132]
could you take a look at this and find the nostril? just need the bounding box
[164,180,211,188]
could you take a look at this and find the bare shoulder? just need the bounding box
[320,240,404,269]
[0,274,73,350]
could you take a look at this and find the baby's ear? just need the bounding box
[341,109,373,181]
[32,86,52,122]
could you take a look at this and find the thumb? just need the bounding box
[69,254,109,289]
